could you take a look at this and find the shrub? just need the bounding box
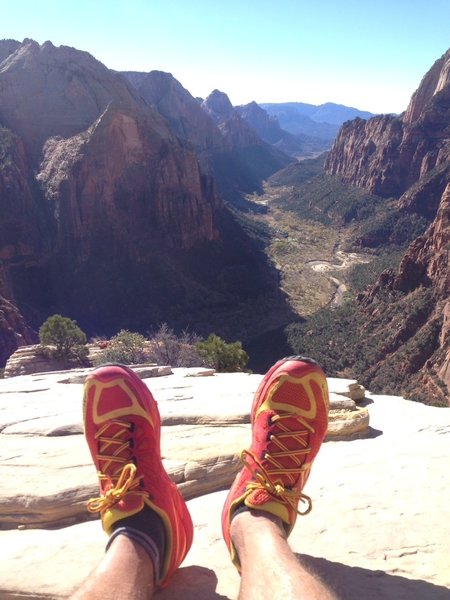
[97,329,147,365]
[195,334,249,372]
[147,323,203,367]
[39,314,88,362]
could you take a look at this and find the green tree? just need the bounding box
[39,314,87,361]
[195,334,249,372]
[98,330,147,365]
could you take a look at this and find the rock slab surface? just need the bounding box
[0,369,449,599]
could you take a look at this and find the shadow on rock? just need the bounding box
[359,397,375,407]
[328,426,383,443]
[157,566,229,599]
[296,554,450,600]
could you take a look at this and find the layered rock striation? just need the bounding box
[325,49,450,216]
[0,39,294,362]
[358,184,450,405]
[123,75,293,200]
[322,49,450,405]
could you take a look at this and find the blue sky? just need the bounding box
[2,0,449,113]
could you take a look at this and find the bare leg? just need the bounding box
[231,511,337,600]
[70,535,155,600]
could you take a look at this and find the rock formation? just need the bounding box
[0,38,20,63]
[235,101,285,144]
[357,184,450,405]
[121,71,226,165]
[201,89,235,123]
[123,74,293,200]
[0,40,294,364]
[321,49,450,405]
[200,89,293,198]
[0,297,36,366]
[36,104,219,253]
[235,101,329,157]
[325,49,450,216]
[1,367,449,598]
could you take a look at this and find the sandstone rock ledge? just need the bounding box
[0,368,449,599]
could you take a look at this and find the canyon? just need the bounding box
[322,49,450,405]
[0,39,449,405]
[0,39,297,366]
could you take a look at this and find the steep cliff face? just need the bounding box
[234,101,329,158]
[36,105,219,256]
[0,39,156,165]
[0,127,45,263]
[0,263,37,366]
[201,90,293,198]
[122,71,226,161]
[0,39,20,64]
[325,49,450,214]
[325,115,405,196]
[0,294,37,366]
[317,50,450,405]
[0,40,293,363]
[403,50,450,124]
[357,184,450,405]
[124,75,292,201]
[201,89,235,123]
[235,101,283,144]
[391,184,450,296]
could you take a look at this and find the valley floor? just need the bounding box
[247,183,374,315]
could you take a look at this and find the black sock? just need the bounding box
[106,506,167,583]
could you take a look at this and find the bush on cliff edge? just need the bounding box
[196,334,249,372]
[39,314,88,363]
[97,329,147,365]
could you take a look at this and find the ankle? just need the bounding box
[106,507,167,584]
[230,508,286,544]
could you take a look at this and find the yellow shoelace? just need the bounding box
[242,413,315,515]
[87,420,145,514]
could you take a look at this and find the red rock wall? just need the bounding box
[325,49,450,209]
[358,184,450,404]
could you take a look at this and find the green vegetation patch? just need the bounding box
[270,173,385,227]
[284,286,443,404]
[347,249,405,292]
[267,170,429,251]
[39,314,88,364]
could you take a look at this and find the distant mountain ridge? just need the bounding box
[235,101,330,158]
[259,101,377,141]
[121,75,293,202]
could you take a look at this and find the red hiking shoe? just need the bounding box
[83,364,193,585]
[221,356,329,569]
